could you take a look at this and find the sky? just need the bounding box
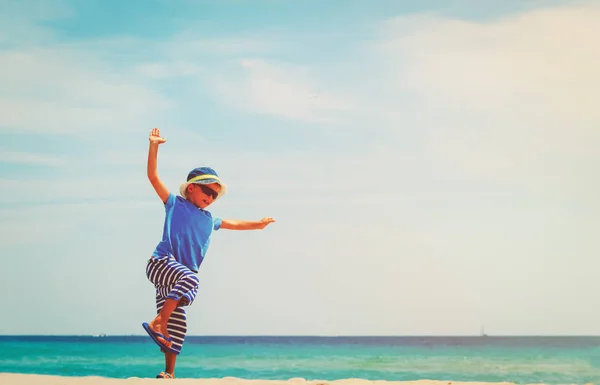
[0,0,598,336]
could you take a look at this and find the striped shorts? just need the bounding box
[145,255,200,355]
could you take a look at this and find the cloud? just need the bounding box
[166,36,275,56]
[0,176,148,206]
[134,35,276,80]
[0,151,67,166]
[135,61,203,79]
[378,4,599,118]
[365,3,600,196]
[0,0,73,46]
[211,59,354,123]
[0,45,172,134]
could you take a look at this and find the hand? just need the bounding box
[257,217,276,229]
[149,128,166,145]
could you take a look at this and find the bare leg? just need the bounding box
[159,298,186,376]
[165,351,177,377]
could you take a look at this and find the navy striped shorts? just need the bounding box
[145,255,200,355]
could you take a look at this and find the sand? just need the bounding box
[2,373,587,385]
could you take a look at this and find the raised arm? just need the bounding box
[147,128,170,204]
[220,217,276,230]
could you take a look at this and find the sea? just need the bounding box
[0,336,598,384]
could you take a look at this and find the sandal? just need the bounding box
[142,322,178,355]
[156,371,174,379]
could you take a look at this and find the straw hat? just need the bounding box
[179,166,227,201]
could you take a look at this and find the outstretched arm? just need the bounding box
[147,128,170,204]
[220,217,276,230]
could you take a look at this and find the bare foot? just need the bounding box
[148,316,172,348]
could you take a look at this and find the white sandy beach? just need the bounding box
[2,374,591,385]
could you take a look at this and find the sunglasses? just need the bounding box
[195,184,218,199]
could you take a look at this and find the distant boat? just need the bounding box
[480,325,488,337]
[93,333,108,338]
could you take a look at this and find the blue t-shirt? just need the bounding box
[152,193,222,272]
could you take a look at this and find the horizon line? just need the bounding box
[1,334,598,337]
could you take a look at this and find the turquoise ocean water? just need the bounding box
[0,336,598,384]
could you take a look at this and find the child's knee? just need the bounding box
[186,274,199,286]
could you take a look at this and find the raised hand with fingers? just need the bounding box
[149,128,166,145]
[258,217,276,229]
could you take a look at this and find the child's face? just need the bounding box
[188,183,221,209]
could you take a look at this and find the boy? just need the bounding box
[143,127,275,379]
